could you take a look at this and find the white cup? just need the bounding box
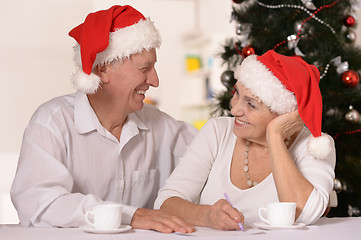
[85,203,123,229]
[258,202,296,226]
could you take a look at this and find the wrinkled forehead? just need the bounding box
[236,81,277,113]
[129,48,157,63]
[236,81,261,102]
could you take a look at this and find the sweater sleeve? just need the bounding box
[154,118,222,209]
[294,132,336,225]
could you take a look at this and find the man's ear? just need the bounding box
[94,64,110,83]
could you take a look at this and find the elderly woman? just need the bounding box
[154,50,336,230]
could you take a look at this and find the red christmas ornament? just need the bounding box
[344,15,356,27]
[232,0,244,3]
[341,70,360,87]
[241,46,255,58]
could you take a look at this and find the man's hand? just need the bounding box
[131,208,196,233]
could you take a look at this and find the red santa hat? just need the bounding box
[234,50,334,159]
[68,5,161,94]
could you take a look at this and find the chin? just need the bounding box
[233,129,244,139]
[233,129,253,140]
[135,102,144,111]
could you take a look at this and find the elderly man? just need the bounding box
[10,5,197,233]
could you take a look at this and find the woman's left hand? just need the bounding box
[267,110,304,141]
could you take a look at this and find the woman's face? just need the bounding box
[230,82,277,143]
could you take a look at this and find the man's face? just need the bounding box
[104,48,159,114]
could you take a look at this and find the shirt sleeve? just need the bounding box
[294,133,336,225]
[154,118,220,209]
[11,121,135,227]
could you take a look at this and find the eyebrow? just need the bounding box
[138,61,157,69]
[244,95,260,104]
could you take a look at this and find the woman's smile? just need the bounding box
[234,118,250,126]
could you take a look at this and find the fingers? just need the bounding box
[208,199,244,231]
[131,208,196,233]
[161,215,196,233]
[223,206,244,230]
[283,110,303,136]
[268,109,304,140]
[228,208,245,227]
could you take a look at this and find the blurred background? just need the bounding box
[1,0,361,223]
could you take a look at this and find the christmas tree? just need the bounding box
[213,0,361,217]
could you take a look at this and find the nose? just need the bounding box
[147,67,159,88]
[230,96,245,116]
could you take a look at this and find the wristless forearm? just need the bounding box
[160,196,210,226]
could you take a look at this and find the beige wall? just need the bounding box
[0,0,233,154]
[0,0,91,153]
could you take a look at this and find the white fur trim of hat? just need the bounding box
[234,54,297,115]
[72,18,161,94]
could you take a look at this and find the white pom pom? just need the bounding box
[307,133,334,159]
[71,69,101,94]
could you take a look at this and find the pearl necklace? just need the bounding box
[244,140,258,187]
[243,138,291,187]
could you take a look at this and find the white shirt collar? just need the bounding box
[74,91,99,134]
[74,91,149,136]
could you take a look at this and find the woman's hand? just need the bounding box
[205,199,244,231]
[267,109,304,141]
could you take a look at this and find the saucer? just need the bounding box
[79,225,132,234]
[254,222,306,230]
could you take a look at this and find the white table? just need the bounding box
[1,217,360,240]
